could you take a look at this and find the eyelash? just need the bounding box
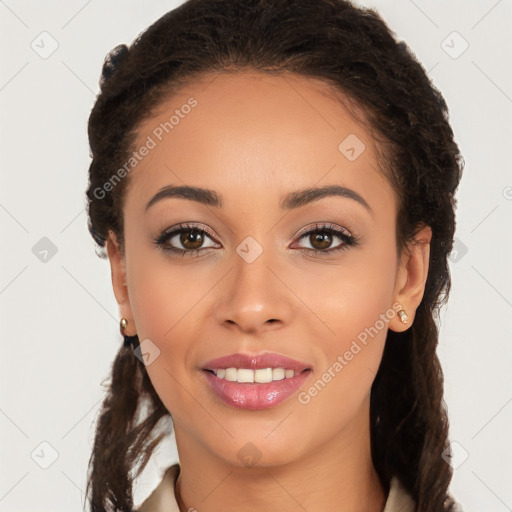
[153,222,360,259]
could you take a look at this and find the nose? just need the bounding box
[214,249,294,335]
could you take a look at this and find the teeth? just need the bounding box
[272,368,285,381]
[215,367,297,383]
[237,368,255,383]
[225,368,237,381]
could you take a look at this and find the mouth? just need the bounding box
[202,367,312,409]
[200,352,313,409]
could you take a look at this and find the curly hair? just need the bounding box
[84,0,464,510]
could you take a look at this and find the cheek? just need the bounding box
[300,233,398,347]
[294,270,396,446]
[125,238,209,345]
[295,234,397,411]
[124,246,208,409]
[337,242,397,360]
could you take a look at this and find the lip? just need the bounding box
[201,352,312,373]
[200,352,312,410]
[202,368,311,410]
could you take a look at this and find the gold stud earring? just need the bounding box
[120,317,138,348]
[398,309,410,324]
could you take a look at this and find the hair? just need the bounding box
[84,0,464,510]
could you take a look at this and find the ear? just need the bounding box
[389,224,432,332]
[105,230,136,335]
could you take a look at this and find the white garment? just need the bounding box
[136,463,416,512]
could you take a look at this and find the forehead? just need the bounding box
[125,71,393,215]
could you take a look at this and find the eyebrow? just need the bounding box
[145,184,372,215]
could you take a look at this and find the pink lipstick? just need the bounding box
[201,352,312,410]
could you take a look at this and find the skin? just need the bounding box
[106,71,432,512]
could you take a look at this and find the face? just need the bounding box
[107,71,431,469]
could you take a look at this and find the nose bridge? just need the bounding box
[215,234,292,332]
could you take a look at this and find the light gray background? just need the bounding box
[1,1,511,510]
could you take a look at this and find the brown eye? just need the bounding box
[180,229,204,250]
[309,231,333,250]
[153,223,219,256]
[291,223,359,257]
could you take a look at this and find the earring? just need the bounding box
[398,309,410,324]
[120,317,138,348]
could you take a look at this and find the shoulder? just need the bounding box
[383,476,416,512]
[384,477,464,512]
[135,463,181,512]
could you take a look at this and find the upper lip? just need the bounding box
[202,352,312,373]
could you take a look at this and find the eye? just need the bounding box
[291,222,359,257]
[153,223,219,257]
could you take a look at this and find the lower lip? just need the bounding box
[202,370,311,410]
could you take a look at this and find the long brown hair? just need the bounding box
[84,0,464,510]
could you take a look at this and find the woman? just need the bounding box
[85,0,464,510]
